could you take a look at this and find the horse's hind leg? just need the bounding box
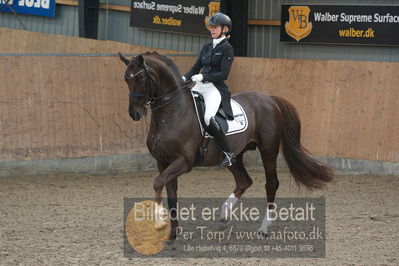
[232,153,253,198]
[220,153,253,221]
[258,144,280,234]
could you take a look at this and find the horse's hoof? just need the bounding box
[154,221,168,230]
[166,241,177,250]
[166,240,175,246]
[218,219,230,230]
[167,235,176,244]
[257,231,268,239]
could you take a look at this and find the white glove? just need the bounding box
[191,74,203,83]
[182,75,186,82]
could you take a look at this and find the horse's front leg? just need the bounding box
[153,157,189,232]
[165,178,178,240]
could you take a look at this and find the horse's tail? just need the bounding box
[271,96,334,190]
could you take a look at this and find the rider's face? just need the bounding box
[210,25,223,39]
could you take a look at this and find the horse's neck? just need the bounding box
[150,88,194,127]
[148,60,195,132]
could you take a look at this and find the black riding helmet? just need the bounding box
[207,13,232,35]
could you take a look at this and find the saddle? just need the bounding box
[192,91,248,136]
[192,91,229,134]
[191,91,248,164]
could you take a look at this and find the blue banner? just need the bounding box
[0,0,56,18]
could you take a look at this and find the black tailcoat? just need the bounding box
[184,39,234,120]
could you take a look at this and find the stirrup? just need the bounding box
[220,152,235,167]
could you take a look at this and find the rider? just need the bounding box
[183,12,235,167]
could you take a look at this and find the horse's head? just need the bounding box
[119,52,156,121]
[119,51,185,121]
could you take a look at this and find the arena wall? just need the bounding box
[0,29,397,175]
[0,55,194,162]
[0,28,191,54]
[228,58,399,163]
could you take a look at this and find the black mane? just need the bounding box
[142,51,182,81]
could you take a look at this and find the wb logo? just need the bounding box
[285,6,313,41]
[291,9,308,29]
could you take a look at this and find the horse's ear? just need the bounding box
[118,52,129,65]
[136,54,145,66]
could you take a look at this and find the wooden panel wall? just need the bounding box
[0,28,188,54]
[0,29,397,163]
[228,58,399,162]
[0,56,194,161]
[0,55,397,162]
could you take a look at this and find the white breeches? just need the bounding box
[191,81,222,126]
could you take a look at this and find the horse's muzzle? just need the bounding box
[130,111,141,121]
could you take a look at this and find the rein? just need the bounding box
[125,63,193,111]
[150,83,192,111]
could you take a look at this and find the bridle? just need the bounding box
[124,62,155,105]
[124,62,193,111]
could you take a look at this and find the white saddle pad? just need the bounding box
[191,92,248,136]
[226,99,248,135]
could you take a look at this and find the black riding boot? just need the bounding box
[208,117,235,167]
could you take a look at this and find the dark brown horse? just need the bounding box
[119,51,333,239]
